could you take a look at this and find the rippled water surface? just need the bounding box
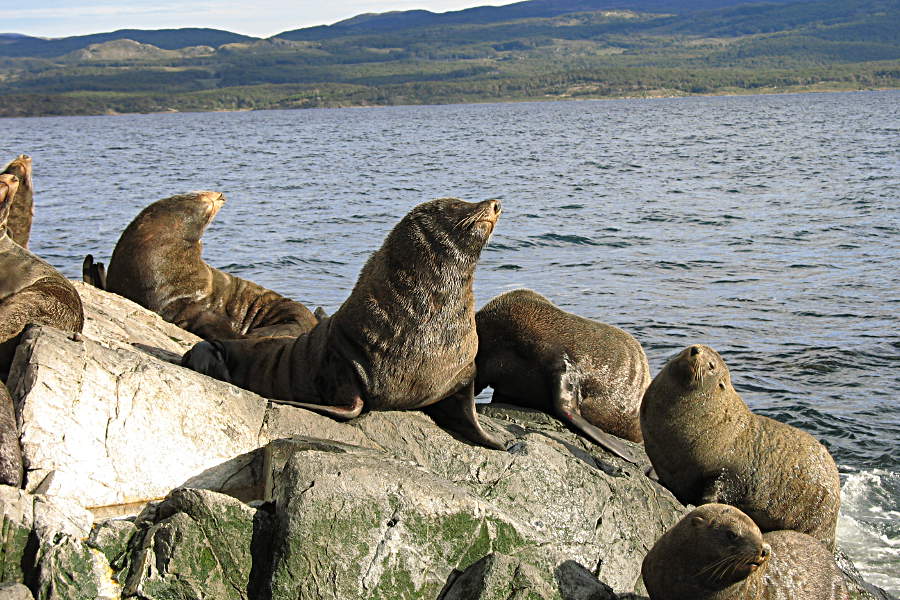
[7,90,900,592]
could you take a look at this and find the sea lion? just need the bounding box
[641,503,849,600]
[101,191,318,340]
[1,155,33,248]
[640,344,841,548]
[0,173,84,377]
[475,289,649,461]
[182,197,505,450]
[0,382,22,487]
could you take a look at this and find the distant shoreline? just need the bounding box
[3,83,897,120]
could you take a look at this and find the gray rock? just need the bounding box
[0,583,33,600]
[0,487,34,583]
[267,413,683,599]
[7,324,358,519]
[123,488,271,600]
[71,281,200,363]
[442,553,617,600]
[0,485,118,600]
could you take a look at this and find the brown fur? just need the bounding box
[475,289,649,459]
[642,503,849,600]
[103,191,318,340]
[0,173,84,377]
[182,197,505,449]
[1,155,33,248]
[640,345,841,548]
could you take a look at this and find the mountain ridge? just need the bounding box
[0,0,897,117]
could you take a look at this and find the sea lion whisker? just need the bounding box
[697,554,744,583]
[455,211,481,230]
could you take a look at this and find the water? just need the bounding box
[6,90,899,592]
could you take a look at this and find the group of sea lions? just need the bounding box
[0,156,85,488]
[1,155,851,598]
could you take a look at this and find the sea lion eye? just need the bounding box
[727,531,739,541]
[708,361,716,371]
[718,380,726,390]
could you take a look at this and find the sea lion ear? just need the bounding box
[691,516,706,527]
[718,379,726,390]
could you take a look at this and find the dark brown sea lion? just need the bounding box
[182,197,505,450]
[641,503,849,600]
[640,344,841,548]
[475,289,649,461]
[102,191,318,340]
[1,155,33,248]
[0,173,84,377]
[0,382,22,487]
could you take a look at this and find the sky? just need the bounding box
[4,0,521,40]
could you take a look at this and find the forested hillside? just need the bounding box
[0,0,897,117]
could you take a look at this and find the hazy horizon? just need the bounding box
[4,0,521,40]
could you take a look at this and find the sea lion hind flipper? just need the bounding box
[562,411,641,465]
[82,254,107,290]
[268,394,364,420]
[181,340,232,383]
[424,381,507,451]
[550,360,640,464]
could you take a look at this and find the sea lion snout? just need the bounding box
[0,174,19,207]
[195,191,226,221]
[756,542,771,564]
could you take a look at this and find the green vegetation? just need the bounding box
[0,0,897,117]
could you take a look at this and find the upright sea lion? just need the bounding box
[0,173,84,377]
[475,289,649,461]
[0,382,22,487]
[182,197,505,450]
[640,344,841,548]
[1,155,33,248]
[101,191,318,340]
[641,503,849,600]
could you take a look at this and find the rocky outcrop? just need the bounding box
[62,39,214,62]
[0,283,891,599]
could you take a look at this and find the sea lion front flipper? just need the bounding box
[550,359,640,464]
[181,340,232,383]
[425,380,506,450]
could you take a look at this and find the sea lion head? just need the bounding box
[665,344,732,394]
[141,191,226,243]
[683,503,770,588]
[2,155,32,192]
[400,197,502,260]
[0,173,20,228]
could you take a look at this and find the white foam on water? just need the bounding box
[837,469,900,596]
